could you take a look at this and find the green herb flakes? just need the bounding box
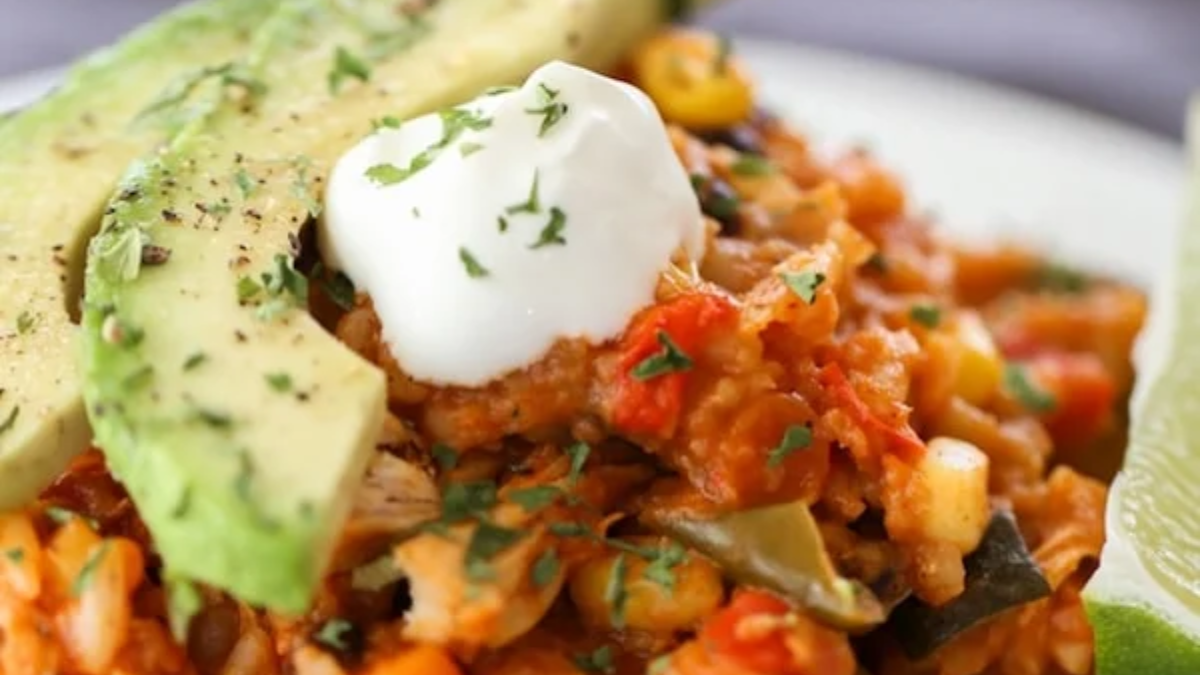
[46,506,102,530]
[460,141,485,157]
[15,311,35,335]
[910,304,942,328]
[313,618,355,652]
[432,443,459,472]
[566,441,591,486]
[530,207,568,249]
[234,168,255,198]
[1035,263,1088,294]
[574,645,616,674]
[328,46,372,93]
[605,554,630,629]
[441,481,498,523]
[183,352,207,371]
[265,372,293,393]
[365,163,409,186]
[4,548,23,564]
[508,485,562,513]
[631,331,694,380]
[506,171,542,215]
[193,406,233,429]
[372,115,402,131]
[531,549,561,588]
[71,542,111,598]
[1004,364,1057,413]
[730,153,774,177]
[766,424,813,468]
[525,83,570,137]
[780,270,826,304]
[459,247,490,278]
[497,216,510,233]
[319,271,357,311]
[236,275,263,303]
[642,541,688,591]
[464,521,525,582]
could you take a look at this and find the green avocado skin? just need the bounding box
[81,0,688,613]
[0,0,276,510]
[1087,601,1200,674]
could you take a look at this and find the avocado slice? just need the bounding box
[82,0,705,612]
[0,0,277,509]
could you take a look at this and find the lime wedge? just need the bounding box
[1083,100,1200,673]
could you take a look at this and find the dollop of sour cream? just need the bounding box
[321,61,705,387]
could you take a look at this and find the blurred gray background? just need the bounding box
[0,0,1196,138]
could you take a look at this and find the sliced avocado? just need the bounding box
[0,0,277,509]
[82,0,703,612]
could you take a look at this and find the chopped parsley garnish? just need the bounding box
[642,541,688,591]
[319,271,357,311]
[530,207,568,249]
[605,554,630,629]
[313,618,355,652]
[183,352,208,371]
[265,372,293,393]
[71,542,111,598]
[506,171,543,215]
[193,406,233,429]
[239,255,309,321]
[441,481,498,523]
[780,270,826,304]
[4,548,23,564]
[865,251,888,273]
[566,441,590,486]
[1036,263,1089,294]
[432,443,459,471]
[15,311,35,335]
[507,485,563,513]
[234,168,255,198]
[237,276,263,302]
[525,83,570,137]
[123,365,155,391]
[766,424,813,468]
[0,406,18,436]
[574,645,616,674]
[328,46,372,93]
[484,85,517,96]
[460,141,485,157]
[631,331,694,380]
[372,115,402,131]
[497,216,510,233]
[464,521,525,582]
[365,163,409,186]
[909,304,942,328]
[459,247,490,278]
[531,549,561,588]
[1004,364,1057,413]
[730,153,774,176]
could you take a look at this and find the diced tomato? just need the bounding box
[699,590,798,675]
[817,363,924,462]
[1027,351,1116,445]
[611,293,737,437]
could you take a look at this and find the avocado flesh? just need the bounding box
[0,0,276,509]
[82,0,698,613]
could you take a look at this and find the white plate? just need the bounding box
[1,40,1184,291]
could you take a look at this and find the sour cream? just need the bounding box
[321,61,705,387]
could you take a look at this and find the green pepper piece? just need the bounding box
[642,500,885,631]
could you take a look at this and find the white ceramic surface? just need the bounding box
[1,40,1185,291]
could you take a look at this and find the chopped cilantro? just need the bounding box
[505,171,542,215]
[265,372,293,392]
[1036,263,1089,293]
[605,554,629,629]
[236,275,263,303]
[432,443,459,471]
[566,441,590,486]
[192,406,233,429]
[319,271,357,311]
[364,162,409,186]
[4,548,23,564]
[183,352,208,371]
[15,311,35,335]
[497,216,510,233]
[531,548,561,588]
[525,83,570,137]
[328,46,372,93]
[574,645,616,674]
[459,247,490,278]
[909,304,941,328]
[441,481,498,523]
[529,207,568,249]
[464,521,525,582]
[865,251,888,273]
[507,486,562,513]
[643,541,688,592]
[631,331,694,380]
[71,542,111,598]
[460,141,485,157]
[123,365,155,391]
[234,168,255,198]
[372,115,402,131]
[730,153,774,176]
[766,424,813,468]
[780,270,826,304]
[1004,364,1057,413]
[313,618,355,651]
